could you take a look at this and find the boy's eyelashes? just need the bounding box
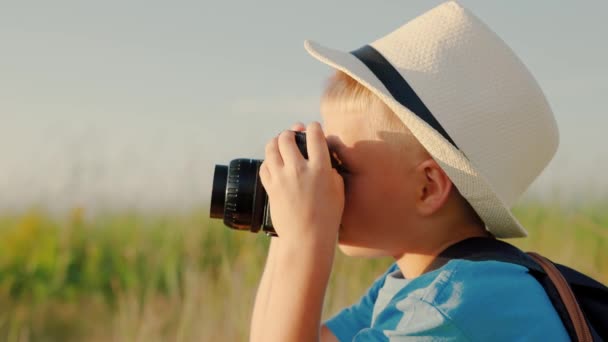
[330,151,352,175]
[326,139,352,173]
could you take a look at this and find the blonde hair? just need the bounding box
[320,70,425,161]
[320,70,406,133]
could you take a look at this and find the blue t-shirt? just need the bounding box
[325,260,570,341]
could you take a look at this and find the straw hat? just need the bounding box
[304,1,559,238]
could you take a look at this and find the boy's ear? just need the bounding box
[414,158,452,216]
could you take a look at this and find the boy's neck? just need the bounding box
[395,227,492,279]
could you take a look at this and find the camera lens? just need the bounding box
[210,165,228,219]
[223,158,266,232]
[210,158,268,232]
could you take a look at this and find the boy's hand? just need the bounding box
[259,121,345,246]
[252,122,341,341]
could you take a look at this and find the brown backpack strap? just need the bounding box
[527,252,593,342]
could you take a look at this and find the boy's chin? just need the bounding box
[337,244,388,258]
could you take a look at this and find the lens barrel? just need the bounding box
[223,158,266,232]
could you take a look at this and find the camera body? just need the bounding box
[210,131,344,236]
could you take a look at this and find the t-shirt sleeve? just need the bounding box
[324,263,398,342]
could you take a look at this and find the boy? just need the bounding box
[251,2,569,341]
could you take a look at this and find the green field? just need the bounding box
[0,202,606,341]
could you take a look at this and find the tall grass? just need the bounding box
[0,203,606,341]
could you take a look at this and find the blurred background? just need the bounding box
[1,0,606,341]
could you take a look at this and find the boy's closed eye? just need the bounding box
[328,143,352,175]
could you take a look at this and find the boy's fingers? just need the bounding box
[306,122,331,168]
[264,136,283,168]
[278,130,304,167]
[291,122,306,132]
[258,161,271,184]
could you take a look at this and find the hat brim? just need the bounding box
[304,39,528,238]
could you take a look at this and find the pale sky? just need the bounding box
[1,1,607,213]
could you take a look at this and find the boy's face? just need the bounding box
[322,105,429,257]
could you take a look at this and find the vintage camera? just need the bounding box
[209,131,345,236]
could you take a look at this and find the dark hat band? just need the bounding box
[350,45,459,150]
